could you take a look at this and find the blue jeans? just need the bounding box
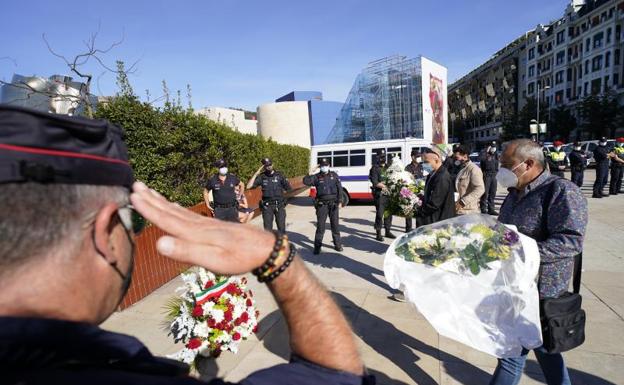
[489,346,571,385]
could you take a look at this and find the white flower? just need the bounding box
[211,309,225,323]
[202,301,215,313]
[193,322,211,338]
[452,235,474,250]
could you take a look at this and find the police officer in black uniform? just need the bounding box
[547,140,567,178]
[404,149,424,233]
[569,141,588,187]
[479,141,499,215]
[204,159,242,222]
[247,157,292,233]
[592,137,611,198]
[303,158,343,254]
[369,150,396,241]
[609,137,624,195]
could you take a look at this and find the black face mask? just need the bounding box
[264,168,274,176]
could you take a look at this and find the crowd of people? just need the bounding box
[0,104,608,385]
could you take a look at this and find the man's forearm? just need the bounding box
[268,255,363,375]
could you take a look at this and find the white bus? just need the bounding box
[309,138,434,205]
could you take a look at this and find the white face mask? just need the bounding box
[575,147,582,151]
[219,167,228,175]
[415,157,422,163]
[555,146,562,152]
[496,162,526,189]
[600,142,607,147]
[490,147,497,153]
[320,166,329,173]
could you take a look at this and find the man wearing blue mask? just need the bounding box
[414,146,455,225]
[492,139,587,385]
[204,158,243,222]
[303,158,344,254]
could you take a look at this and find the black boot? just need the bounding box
[376,230,384,241]
[313,245,321,255]
[385,231,397,239]
[334,244,344,252]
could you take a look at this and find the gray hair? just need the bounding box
[506,139,546,168]
[0,183,128,274]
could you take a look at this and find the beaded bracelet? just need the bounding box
[257,242,296,283]
[252,231,288,280]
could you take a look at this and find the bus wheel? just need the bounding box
[341,190,350,207]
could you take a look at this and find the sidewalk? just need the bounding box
[102,171,624,384]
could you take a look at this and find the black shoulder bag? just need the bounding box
[538,177,586,354]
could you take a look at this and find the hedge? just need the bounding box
[96,96,310,206]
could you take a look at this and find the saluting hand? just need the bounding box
[131,182,274,275]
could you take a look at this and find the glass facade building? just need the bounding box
[326,55,426,143]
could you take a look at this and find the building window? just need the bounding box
[607,28,612,43]
[616,49,621,65]
[617,25,622,41]
[579,64,583,78]
[606,51,611,67]
[584,82,589,95]
[555,90,564,105]
[566,88,571,99]
[585,59,590,74]
[528,82,535,94]
[528,65,535,77]
[592,55,603,71]
[591,78,602,94]
[556,50,565,65]
[605,76,610,90]
[556,71,564,84]
[557,30,565,45]
[528,47,535,60]
[567,68,573,81]
[586,38,590,51]
[593,32,604,48]
[614,73,619,85]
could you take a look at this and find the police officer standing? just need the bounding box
[370,150,396,241]
[547,140,567,178]
[405,149,424,233]
[609,137,624,195]
[593,137,611,198]
[247,157,292,233]
[569,142,588,187]
[303,158,344,254]
[479,141,499,215]
[204,159,242,222]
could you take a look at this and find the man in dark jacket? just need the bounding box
[415,147,455,226]
[479,141,499,215]
[568,142,587,187]
[0,106,369,385]
[592,137,611,198]
[369,151,395,241]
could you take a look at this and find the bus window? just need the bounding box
[349,149,365,166]
[387,147,402,162]
[333,150,348,167]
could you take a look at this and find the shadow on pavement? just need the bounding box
[524,360,618,385]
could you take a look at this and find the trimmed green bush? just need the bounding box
[96,97,309,206]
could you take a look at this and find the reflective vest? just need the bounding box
[615,146,624,155]
[549,151,566,162]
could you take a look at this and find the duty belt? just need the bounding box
[261,198,283,206]
[214,202,237,209]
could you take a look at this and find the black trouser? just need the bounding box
[571,169,584,187]
[214,206,239,222]
[610,167,623,194]
[593,162,609,196]
[480,174,497,212]
[373,191,392,232]
[405,216,419,232]
[261,199,286,233]
[314,200,341,248]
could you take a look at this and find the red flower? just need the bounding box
[192,305,203,318]
[207,319,216,328]
[232,332,241,341]
[186,338,202,349]
[204,280,214,289]
[224,310,233,321]
[226,284,238,295]
[234,318,242,326]
[253,325,259,333]
[240,312,249,323]
[246,298,253,307]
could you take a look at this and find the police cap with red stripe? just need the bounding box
[0,105,133,187]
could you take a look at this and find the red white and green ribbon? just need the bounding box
[195,278,231,305]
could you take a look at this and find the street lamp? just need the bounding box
[532,83,550,143]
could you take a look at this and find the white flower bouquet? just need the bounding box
[381,157,425,218]
[165,268,259,365]
[384,214,543,358]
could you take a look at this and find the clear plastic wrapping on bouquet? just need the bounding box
[384,214,542,358]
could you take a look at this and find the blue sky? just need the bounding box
[1,0,570,110]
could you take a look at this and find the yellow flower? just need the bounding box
[470,224,495,238]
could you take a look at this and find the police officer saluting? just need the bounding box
[370,150,396,241]
[203,159,242,222]
[609,137,624,195]
[569,141,588,187]
[593,137,611,198]
[547,140,567,178]
[247,157,292,233]
[479,141,499,215]
[303,158,344,254]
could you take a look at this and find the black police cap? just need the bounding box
[261,157,272,166]
[319,158,330,166]
[213,158,227,168]
[0,105,133,187]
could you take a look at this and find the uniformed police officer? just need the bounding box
[593,137,611,198]
[609,137,624,195]
[369,150,396,241]
[303,158,343,254]
[479,141,499,215]
[203,159,242,222]
[547,140,567,178]
[404,149,424,233]
[568,141,588,187]
[247,157,292,233]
